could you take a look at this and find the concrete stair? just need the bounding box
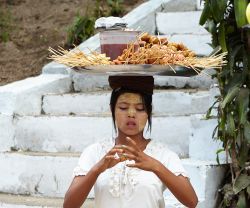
[42,90,210,116]
[0,0,225,207]
[156,11,212,56]
[156,0,212,56]
[0,193,94,208]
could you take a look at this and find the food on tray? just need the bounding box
[48,32,227,73]
[113,33,195,65]
[48,46,111,67]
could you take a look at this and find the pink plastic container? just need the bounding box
[100,30,140,61]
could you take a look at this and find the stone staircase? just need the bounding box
[0,0,227,207]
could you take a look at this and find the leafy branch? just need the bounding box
[200,0,250,207]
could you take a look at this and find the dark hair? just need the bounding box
[110,87,152,132]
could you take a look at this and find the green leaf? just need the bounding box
[212,124,218,139]
[238,138,249,167]
[210,0,227,22]
[205,19,217,34]
[216,148,225,164]
[233,174,250,194]
[247,186,250,195]
[224,73,244,94]
[199,1,211,25]
[236,191,246,208]
[218,21,227,52]
[234,0,248,28]
[227,112,236,137]
[206,99,219,119]
[244,122,250,144]
[236,88,250,125]
[228,44,243,72]
[221,86,240,108]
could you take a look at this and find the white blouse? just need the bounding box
[73,139,188,208]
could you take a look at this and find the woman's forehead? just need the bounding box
[117,93,143,104]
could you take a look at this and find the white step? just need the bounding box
[156,11,208,35]
[156,11,212,56]
[42,90,210,116]
[72,72,216,92]
[13,115,191,157]
[189,115,226,162]
[0,74,71,116]
[0,152,226,206]
[0,152,77,198]
[161,0,197,12]
[0,193,94,208]
[183,159,226,208]
[0,114,14,151]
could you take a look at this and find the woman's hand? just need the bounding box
[94,146,126,174]
[121,137,198,207]
[119,137,160,172]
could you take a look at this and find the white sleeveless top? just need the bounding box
[73,140,188,208]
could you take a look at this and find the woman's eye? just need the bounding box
[119,107,127,110]
[137,108,145,112]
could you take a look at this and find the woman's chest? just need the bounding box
[95,162,164,198]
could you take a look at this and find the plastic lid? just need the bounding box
[95,16,127,30]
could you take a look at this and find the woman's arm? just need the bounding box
[63,165,101,208]
[63,147,123,208]
[153,162,198,208]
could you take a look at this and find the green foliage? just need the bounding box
[66,0,124,48]
[234,0,248,27]
[66,13,95,48]
[107,0,124,16]
[0,6,12,42]
[200,0,250,207]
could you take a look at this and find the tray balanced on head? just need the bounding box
[75,64,197,77]
[48,33,227,77]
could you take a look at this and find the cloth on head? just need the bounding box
[108,74,154,95]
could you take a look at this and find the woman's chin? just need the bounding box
[120,129,142,137]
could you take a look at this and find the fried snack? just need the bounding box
[112,33,195,65]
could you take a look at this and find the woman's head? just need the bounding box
[110,88,152,134]
[108,75,154,135]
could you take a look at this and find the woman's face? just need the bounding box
[115,93,148,136]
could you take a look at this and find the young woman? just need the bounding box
[63,74,198,208]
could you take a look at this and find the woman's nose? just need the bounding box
[128,108,136,117]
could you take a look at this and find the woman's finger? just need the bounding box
[108,148,123,156]
[126,163,139,168]
[106,155,117,160]
[122,153,138,161]
[126,137,140,152]
[118,145,138,156]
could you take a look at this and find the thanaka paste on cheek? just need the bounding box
[138,117,147,132]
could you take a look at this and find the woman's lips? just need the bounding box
[126,121,136,127]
